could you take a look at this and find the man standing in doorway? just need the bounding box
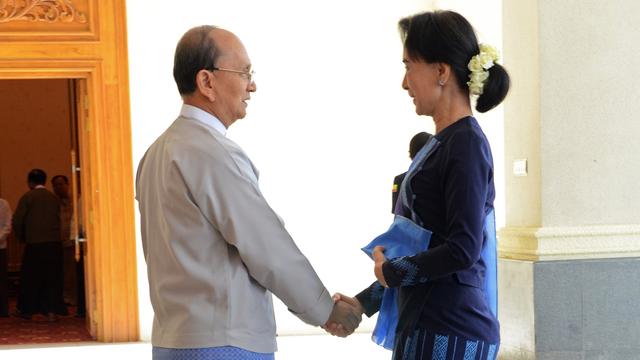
[52,174,76,307]
[12,169,67,321]
[136,26,360,360]
[0,197,11,317]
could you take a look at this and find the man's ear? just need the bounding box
[196,69,216,102]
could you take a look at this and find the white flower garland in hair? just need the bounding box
[467,44,500,96]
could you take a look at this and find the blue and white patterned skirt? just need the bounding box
[392,328,499,360]
[152,346,275,360]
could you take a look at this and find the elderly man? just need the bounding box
[136,26,360,360]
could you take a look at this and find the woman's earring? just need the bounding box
[438,79,445,86]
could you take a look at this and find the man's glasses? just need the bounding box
[211,66,255,83]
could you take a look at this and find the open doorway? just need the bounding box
[0,0,138,343]
[0,78,93,344]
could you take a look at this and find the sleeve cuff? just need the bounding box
[382,258,403,288]
[287,288,334,326]
[355,282,384,317]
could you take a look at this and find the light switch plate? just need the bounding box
[513,158,528,176]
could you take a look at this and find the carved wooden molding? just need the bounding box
[0,0,86,24]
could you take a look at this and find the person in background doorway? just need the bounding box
[52,174,77,306]
[391,131,432,213]
[0,197,11,317]
[12,169,67,321]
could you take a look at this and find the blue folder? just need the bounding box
[361,215,432,350]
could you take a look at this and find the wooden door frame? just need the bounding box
[0,61,139,342]
[0,0,139,341]
[0,60,139,348]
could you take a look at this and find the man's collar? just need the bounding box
[180,104,227,136]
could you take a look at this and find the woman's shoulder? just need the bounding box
[437,118,492,167]
[445,116,484,136]
[440,118,487,148]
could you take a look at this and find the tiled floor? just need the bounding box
[0,333,391,360]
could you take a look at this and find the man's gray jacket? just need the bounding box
[136,106,333,352]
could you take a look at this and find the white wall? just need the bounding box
[127,0,503,340]
[538,0,640,227]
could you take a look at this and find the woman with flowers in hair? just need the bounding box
[330,10,509,360]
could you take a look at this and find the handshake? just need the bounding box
[322,293,364,337]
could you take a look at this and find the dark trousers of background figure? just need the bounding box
[0,249,7,317]
[75,242,86,317]
[17,242,68,316]
[63,244,77,305]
